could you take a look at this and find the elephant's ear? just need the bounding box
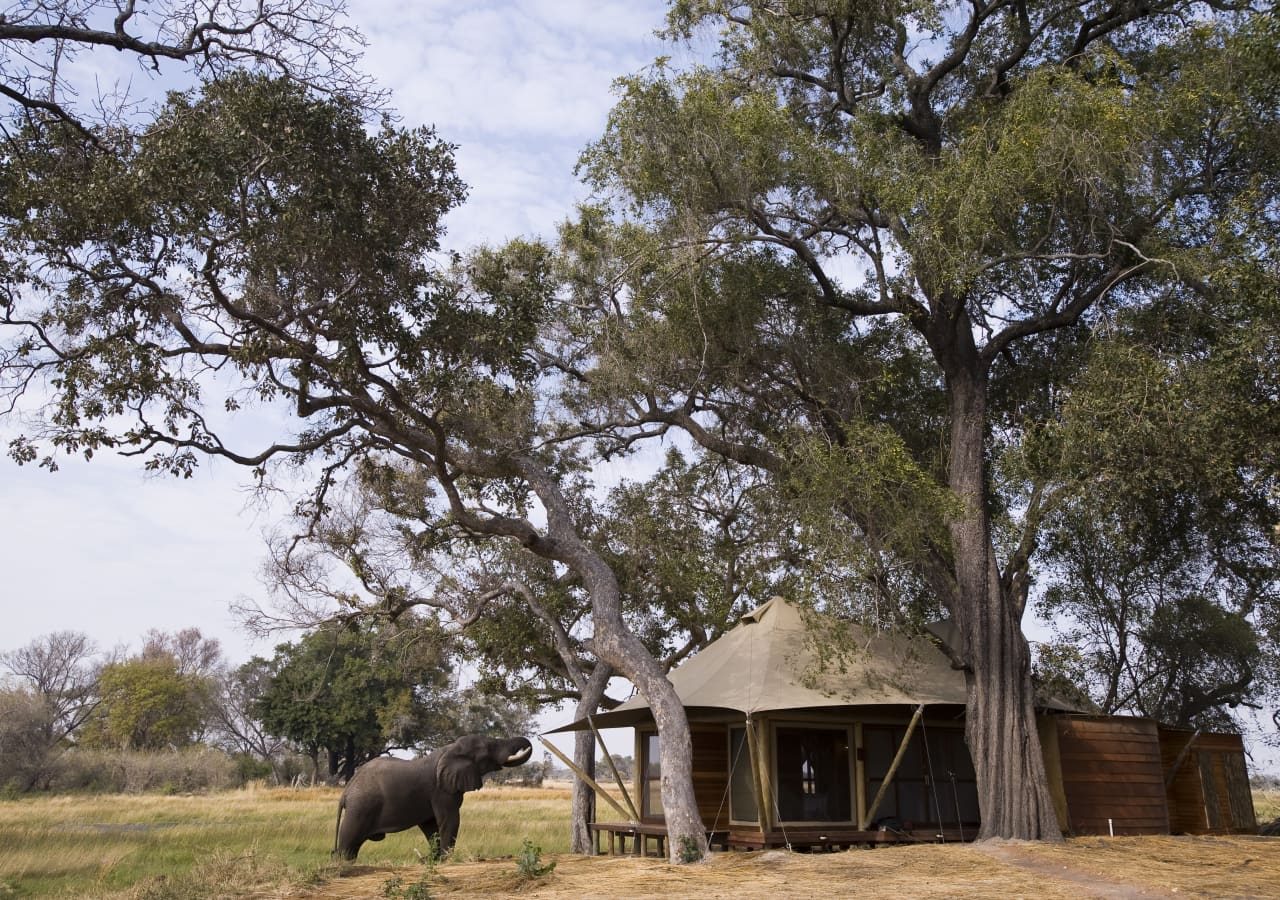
[436,745,483,794]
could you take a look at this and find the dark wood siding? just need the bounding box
[692,725,731,829]
[1056,716,1169,835]
[1159,727,1257,835]
[636,725,731,827]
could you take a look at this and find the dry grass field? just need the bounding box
[0,785,1276,899]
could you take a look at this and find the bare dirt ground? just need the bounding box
[287,835,1279,900]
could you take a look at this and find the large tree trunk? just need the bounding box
[589,608,708,861]
[523,463,709,862]
[570,665,613,854]
[945,361,1063,842]
[570,728,598,854]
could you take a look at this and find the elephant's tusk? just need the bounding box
[506,746,532,764]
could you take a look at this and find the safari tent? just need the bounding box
[548,597,1257,853]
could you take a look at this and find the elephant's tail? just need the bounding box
[333,794,345,858]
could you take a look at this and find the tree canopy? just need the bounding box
[250,618,455,781]
[84,654,211,751]
[568,0,1280,838]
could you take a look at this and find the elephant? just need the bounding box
[333,734,533,860]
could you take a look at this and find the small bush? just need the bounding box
[678,835,704,863]
[50,747,237,793]
[382,874,432,899]
[515,839,555,879]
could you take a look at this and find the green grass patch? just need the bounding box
[1254,788,1280,824]
[4,785,1275,897]
[0,785,571,898]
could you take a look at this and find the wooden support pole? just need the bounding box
[860,704,925,830]
[588,714,641,823]
[854,721,866,827]
[538,735,633,822]
[745,717,773,834]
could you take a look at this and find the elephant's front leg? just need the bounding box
[418,820,441,859]
[432,797,463,856]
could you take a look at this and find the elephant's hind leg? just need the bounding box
[335,837,363,861]
[336,817,368,860]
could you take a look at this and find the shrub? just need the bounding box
[678,835,703,863]
[381,874,432,899]
[50,747,237,793]
[515,839,555,879]
[0,688,58,792]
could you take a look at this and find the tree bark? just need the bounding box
[590,618,708,860]
[570,665,613,854]
[570,728,598,854]
[523,463,709,861]
[943,352,1063,842]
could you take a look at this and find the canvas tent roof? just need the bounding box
[548,596,980,733]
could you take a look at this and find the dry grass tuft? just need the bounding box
[118,849,294,900]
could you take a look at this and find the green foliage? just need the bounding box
[251,618,454,776]
[514,839,555,879]
[1036,498,1273,728]
[1030,293,1279,727]
[677,834,703,864]
[381,873,433,900]
[84,656,209,752]
[0,73,504,474]
[568,6,1280,840]
[604,450,800,655]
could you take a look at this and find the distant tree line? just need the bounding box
[0,621,536,794]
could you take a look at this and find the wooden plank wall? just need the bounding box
[1159,728,1257,834]
[691,726,731,830]
[1056,716,1169,835]
[1160,726,1207,834]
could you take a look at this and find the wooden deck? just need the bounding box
[588,822,730,857]
[723,824,974,850]
[589,821,974,855]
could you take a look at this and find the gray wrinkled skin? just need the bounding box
[333,734,533,860]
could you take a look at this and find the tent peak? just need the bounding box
[740,595,786,624]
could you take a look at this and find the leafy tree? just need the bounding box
[0,69,715,858]
[85,654,209,751]
[250,618,456,782]
[1037,508,1266,729]
[451,687,537,738]
[575,1,1280,838]
[1034,326,1280,728]
[258,445,824,849]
